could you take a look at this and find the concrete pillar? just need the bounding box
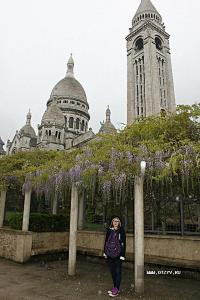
[134,175,144,294]
[0,189,7,228]
[52,193,58,215]
[22,188,32,231]
[68,184,79,276]
[78,190,85,230]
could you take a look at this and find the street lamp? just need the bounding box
[140,161,147,176]
[134,160,146,294]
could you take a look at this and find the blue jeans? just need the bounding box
[107,257,122,290]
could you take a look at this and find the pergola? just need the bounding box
[1,105,200,294]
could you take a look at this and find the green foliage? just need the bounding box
[1,104,200,200]
[7,213,69,232]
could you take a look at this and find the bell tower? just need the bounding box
[126,0,176,124]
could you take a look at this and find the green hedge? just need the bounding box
[7,213,69,232]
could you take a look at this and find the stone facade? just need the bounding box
[6,55,97,154]
[37,54,95,151]
[126,0,176,124]
[4,0,177,152]
[0,137,5,156]
[6,111,37,154]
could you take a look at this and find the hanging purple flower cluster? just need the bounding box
[126,151,135,163]
[153,151,167,171]
[102,180,112,195]
[98,165,104,176]
[69,165,82,185]
[113,172,127,188]
[176,145,196,177]
[22,175,32,194]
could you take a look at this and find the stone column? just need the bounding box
[134,175,144,294]
[127,49,135,125]
[68,184,79,276]
[52,193,58,215]
[78,190,85,230]
[0,189,7,228]
[22,188,32,231]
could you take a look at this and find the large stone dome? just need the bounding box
[47,54,88,106]
[50,76,87,103]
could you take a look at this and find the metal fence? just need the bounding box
[86,197,200,236]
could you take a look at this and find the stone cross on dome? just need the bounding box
[66,53,74,77]
[26,109,32,126]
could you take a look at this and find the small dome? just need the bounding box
[99,106,117,135]
[42,102,65,127]
[50,76,87,103]
[19,125,36,137]
[99,122,117,135]
[19,110,36,137]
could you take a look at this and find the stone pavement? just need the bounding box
[0,256,200,300]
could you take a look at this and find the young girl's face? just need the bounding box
[112,218,120,229]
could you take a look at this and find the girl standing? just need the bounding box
[104,216,126,297]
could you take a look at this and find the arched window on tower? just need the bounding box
[76,118,80,130]
[160,109,167,117]
[69,117,74,128]
[81,120,85,131]
[155,37,162,51]
[135,38,144,52]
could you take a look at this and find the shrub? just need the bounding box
[7,213,69,232]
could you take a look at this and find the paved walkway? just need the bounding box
[0,256,200,300]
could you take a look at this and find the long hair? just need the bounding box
[109,215,122,229]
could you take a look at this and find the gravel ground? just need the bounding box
[0,256,200,300]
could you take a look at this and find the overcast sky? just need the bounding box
[0,0,200,145]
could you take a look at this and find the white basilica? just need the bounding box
[1,0,176,155]
[5,55,116,155]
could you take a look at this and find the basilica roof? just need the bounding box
[50,77,87,103]
[42,102,65,127]
[99,106,117,135]
[19,111,36,138]
[49,54,87,104]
